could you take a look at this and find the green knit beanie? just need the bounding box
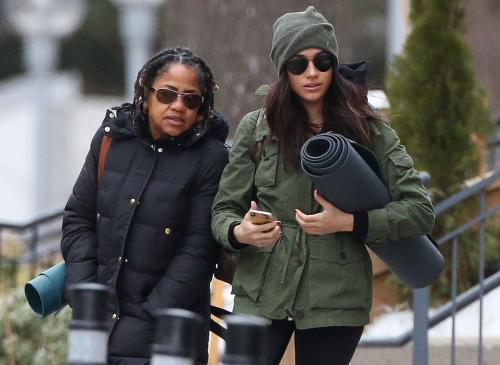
[271,6,339,74]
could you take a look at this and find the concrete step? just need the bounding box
[351,340,500,365]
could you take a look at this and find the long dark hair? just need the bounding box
[265,69,384,167]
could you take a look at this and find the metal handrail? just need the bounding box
[0,209,64,230]
[359,270,500,347]
[360,168,500,355]
[0,209,64,275]
[434,169,500,215]
[437,204,500,245]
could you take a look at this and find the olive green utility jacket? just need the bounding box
[211,110,435,329]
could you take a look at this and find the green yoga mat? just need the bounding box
[25,262,67,317]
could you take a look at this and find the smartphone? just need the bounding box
[249,209,274,225]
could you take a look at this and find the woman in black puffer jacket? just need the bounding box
[61,47,229,364]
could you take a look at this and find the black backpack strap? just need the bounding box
[210,318,228,340]
[211,305,232,318]
[210,305,232,340]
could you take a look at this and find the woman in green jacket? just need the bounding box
[212,6,435,365]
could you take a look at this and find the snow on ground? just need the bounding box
[362,286,500,341]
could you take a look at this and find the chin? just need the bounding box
[300,96,324,105]
[164,129,182,137]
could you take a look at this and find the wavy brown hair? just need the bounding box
[265,70,384,168]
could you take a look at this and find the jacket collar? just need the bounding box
[101,104,229,150]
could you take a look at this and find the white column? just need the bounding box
[386,0,410,65]
[3,0,87,217]
[111,0,165,100]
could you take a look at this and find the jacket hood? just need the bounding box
[205,111,230,143]
[100,104,229,148]
[338,61,368,86]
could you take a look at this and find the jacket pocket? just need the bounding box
[231,244,274,302]
[157,200,176,240]
[387,151,417,197]
[254,145,279,187]
[307,235,370,310]
[389,152,414,168]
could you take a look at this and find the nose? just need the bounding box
[170,94,186,111]
[305,60,318,78]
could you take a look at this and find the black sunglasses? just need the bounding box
[285,52,335,75]
[148,86,204,110]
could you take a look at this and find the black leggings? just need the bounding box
[264,319,363,365]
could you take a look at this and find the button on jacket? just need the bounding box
[61,106,229,363]
[211,110,434,329]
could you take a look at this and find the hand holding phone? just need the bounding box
[233,204,280,247]
[249,209,274,225]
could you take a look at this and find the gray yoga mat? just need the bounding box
[300,132,444,288]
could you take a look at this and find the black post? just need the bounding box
[151,308,203,365]
[66,283,110,365]
[220,314,269,365]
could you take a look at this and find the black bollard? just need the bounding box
[220,314,269,365]
[66,283,110,365]
[151,308,203,365]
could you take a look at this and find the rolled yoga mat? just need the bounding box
[300,132,444,288]
[25,262,67,317]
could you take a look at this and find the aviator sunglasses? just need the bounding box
[285,52,335,75]
[148,86,204,110]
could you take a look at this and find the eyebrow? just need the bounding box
[161,85,199,94]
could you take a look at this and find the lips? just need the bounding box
[166,116,184,125]
[303,83,321,90]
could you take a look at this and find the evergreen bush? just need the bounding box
[0,288,70,364]
[386,0,492,200]
[385,0,495,303]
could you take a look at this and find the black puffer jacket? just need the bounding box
[61,106,229,364]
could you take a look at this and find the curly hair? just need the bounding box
[132,47,217,122]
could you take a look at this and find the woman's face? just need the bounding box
[287,48,333,110]
[147,64,203,139]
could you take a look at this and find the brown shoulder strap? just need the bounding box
[97,135,112,185]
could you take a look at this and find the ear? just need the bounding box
[143,101,149,114]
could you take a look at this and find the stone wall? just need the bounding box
[161,0,386,135]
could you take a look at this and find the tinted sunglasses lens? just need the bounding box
[313,53,333,72]
[183,94,203,109]
[156,89,177,104]
[155,89,203,109]
[286,57,308,75]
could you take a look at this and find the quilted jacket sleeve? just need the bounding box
[211,111,260,250]
[61,128,104,294]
